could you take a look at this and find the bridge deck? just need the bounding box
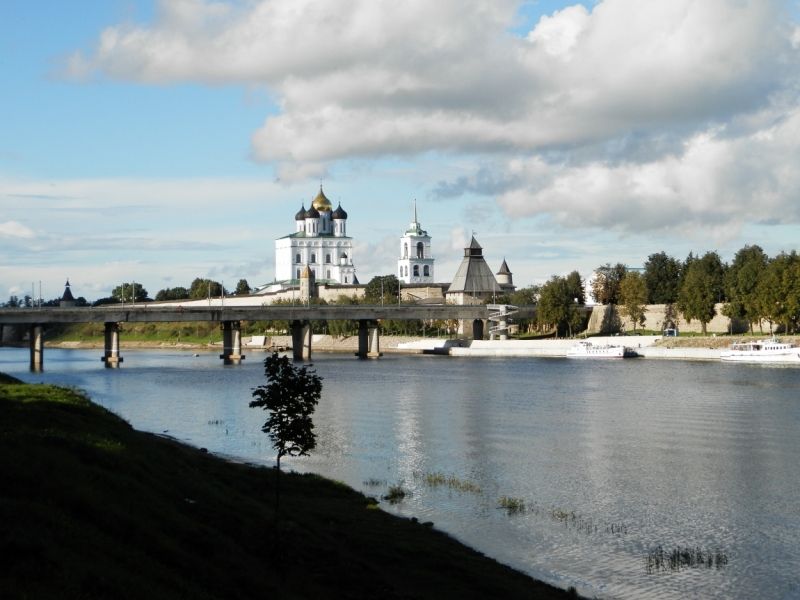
[0,305,538,325]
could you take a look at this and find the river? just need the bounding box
[2,347,799,599]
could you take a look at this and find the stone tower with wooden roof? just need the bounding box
[60,279,76,308]
[445,236,501,305]
[496,259,515,294]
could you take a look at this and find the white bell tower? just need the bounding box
[397,200,434,284]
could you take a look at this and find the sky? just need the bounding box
[2,0,800,302]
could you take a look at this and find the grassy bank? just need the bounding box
[0,375,576,599]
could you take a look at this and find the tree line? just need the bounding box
[527,246,800,337]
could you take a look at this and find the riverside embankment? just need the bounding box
[41,333,800,360]
[0,373,576,600]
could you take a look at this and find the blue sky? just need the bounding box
[2,0,800,301]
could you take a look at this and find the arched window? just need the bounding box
[345,276,348,283]
[423,265,430,276]
[325,253,331,263]
[405,266,409,277]
[416,242,424,258]
[296,269,300,278]
[413,265,420,276]
[310,253,316,263]
[403,243,408,258]
[295,253,301,263]
[326,270,331,279]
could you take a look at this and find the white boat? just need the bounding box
[720,338,800,363]
[566,341,637,358]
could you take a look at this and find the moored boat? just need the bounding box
[720,338,800,363]
[566,341,637,358]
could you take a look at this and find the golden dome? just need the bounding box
[311,185,333,211]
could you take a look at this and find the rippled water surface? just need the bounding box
[3,347,800,599]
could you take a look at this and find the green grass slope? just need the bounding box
[0,377,576,600]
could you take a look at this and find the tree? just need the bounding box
[538,276,583,337]
[619,271,648,331]
[188,278,227,299]
[758,251,800,334]
[564,271,585,305]
[250,352,322,521]
[327,294,359,337]
[234,279,251,295]
[723,245,768,333]
[782,259,800,333]
[364,275,399,304]
[643,251,681,304]
[155,287,189,301]
[677,252,725,335]
[592,263,627,305]
[111,282,148,302]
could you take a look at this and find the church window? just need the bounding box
[413,265,420,276]
[404,243,408,258]
[405,266,409,277]
[325,253,331,263]
[423,265,430,276]
[345,276,348,283]
[326,270,331,279]
[295,253,301,263]
[311,253,316,263]
[416,242,424,258]
[296,269,300,278]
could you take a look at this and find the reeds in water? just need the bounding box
[382,485,407,504]
[645,546,728,573]
[362,478,387,486]
[413,471,482,494]
[498,496,526,514]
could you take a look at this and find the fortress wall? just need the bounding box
[586,303,749,334]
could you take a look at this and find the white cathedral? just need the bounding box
[274,186,357,285]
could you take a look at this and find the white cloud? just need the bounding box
[60,0,800,237]
[450,227,468,251]
[491,104,800,237]
[64,0,793,160]
[0,221,36,238]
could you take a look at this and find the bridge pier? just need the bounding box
[220,321,245,364]
[356,319,382,358]
[291,320,312,360]
[101,322,123,368]
[29,325,44,371]
[472,319,484,341]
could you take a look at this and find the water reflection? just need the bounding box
[2,348,800,599]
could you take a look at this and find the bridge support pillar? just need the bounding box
[356,320,382,358]
[472,319,484,341]
[498,315,508,341]
[291,320,312,360]
[101,322,122,368]
[220,321,245,364]
[29,324,43,371]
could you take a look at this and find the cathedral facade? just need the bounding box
[274,186,357,285]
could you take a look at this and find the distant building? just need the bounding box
[495,259,515,295]
[255,185,358,296]
[445,236,503,305]
[60,280,76,308]
[397,201,434,284]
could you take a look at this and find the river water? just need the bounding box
[2,347,800,599]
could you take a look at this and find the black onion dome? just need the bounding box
[295,204,307,221]
[332,203,348,219]
[305,205,320,218]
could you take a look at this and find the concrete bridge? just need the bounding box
[0,304,537,370]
